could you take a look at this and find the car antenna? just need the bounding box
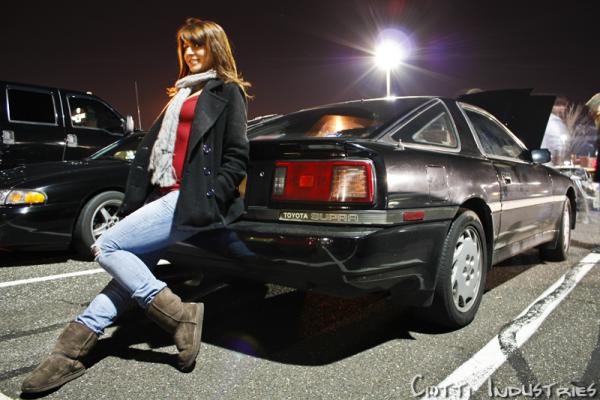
[134,80,143,130]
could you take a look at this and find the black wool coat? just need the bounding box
[119,78,249,231]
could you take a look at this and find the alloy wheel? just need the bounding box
[451,225,483,313]
[90,199,121,241]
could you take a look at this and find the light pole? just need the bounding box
[374,39,405,98]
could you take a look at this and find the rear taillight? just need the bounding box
[272,166,287,196]
[272,160,374,203]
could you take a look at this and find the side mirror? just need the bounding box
[124,115,135,135]
[531,148,551,164]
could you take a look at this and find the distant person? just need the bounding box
[21,18,251,394]
[541,96,569,165]
[588,93,600,252]
[588,93,600,183]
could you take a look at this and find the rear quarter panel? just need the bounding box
[382,148,500,211]
[546,166,576,227]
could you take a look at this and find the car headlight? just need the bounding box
[0,189,47,205]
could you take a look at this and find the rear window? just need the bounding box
[248,98,429,141]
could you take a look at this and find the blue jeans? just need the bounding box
[76,190,196,335]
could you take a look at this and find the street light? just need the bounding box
[374,38,406,97]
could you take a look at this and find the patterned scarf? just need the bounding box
[149,69,218,187]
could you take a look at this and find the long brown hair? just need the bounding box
[170,18,251,98]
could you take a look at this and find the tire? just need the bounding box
[72,191,124,258]
[425,209,488,329]
[540,200,571,261]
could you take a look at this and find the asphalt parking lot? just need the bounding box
[1,213,599,400]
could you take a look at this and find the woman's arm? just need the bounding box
[214,84,249,205]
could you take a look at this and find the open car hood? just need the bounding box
[457,89,556,150]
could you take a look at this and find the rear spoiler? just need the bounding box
[457,89,556,150]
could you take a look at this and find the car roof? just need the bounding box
[292,96,437,113]
[1,80,93,97]
[247,96,438,135]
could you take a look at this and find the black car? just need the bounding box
[166,89,575,328]
[0,116,272,256]
[1,89,574,328]
[0,134,142,255]
[0,81,134,170]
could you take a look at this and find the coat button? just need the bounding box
[203,167,211,176]
[206,188,215,198]
[203,144,212,154]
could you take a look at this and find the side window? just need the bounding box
[465,110,527,160]
[7,88,57,124]
[411,113,457,147]
[393,103,459,149]
[68,96,123,134]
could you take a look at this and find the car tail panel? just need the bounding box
[271,160,374,204]
[243,139,386,218]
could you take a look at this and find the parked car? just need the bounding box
[0,81,134,170]
[166,89,575,328]
[0,133,141,255]
[1,89,575,329]
[0,115,285,256]
[247,114,280,125]
[556,165,599,211]
[556,165,595,191]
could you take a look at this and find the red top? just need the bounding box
[160,95,199,193]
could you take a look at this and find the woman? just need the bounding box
[22,18,250,394]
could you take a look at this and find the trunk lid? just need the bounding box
[243,139,386,218]
[457,88,556,150]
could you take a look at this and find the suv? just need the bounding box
[1,81,134,169]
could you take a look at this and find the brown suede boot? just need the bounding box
[146,287,203,371]
[21,321,98,394]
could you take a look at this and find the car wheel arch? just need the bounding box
[70,187,126,234]
[424,207,489,328]
[455,198,494,270]
[430,198,493,294]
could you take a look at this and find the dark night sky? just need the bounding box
[1,0,598,129]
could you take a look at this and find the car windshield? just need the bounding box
[88,134,142,161]
[248,98,430,140]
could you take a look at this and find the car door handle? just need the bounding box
[501,174,512,184]
[66,134,78,147]
[2,130,15,145]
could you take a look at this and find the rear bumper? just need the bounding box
[167,218,451,300]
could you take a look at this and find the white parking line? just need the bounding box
[0,259,171,289]
[422,252,600,400]
[0,269,105,288]
[0,258,172,399]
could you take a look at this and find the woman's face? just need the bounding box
[183,40,212,74]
